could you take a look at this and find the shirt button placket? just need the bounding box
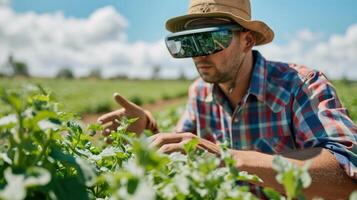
[231,108,243,149]
[230,116,239,148]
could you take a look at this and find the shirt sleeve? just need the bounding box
[292,71,357,179]
[175,83,197,134]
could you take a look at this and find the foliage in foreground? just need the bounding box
[0,86,355,200]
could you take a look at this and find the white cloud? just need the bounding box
[256,25,357,79]
[0,5,356,80]
[0,6,194,79]
[0,0,9,6]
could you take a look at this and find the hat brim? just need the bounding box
[166,12,274,45]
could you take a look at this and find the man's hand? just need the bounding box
[97,93,154,135]
[149,132,221,155]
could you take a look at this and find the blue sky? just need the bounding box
[11,0,357,44]
[1,0,357,79]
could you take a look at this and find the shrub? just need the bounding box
[1,85,352,200]
[129,95,143,106]
[56,68,74,79]
[161,93,172,100]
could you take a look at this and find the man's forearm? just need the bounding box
[230,148,356,199]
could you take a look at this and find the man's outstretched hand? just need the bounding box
[97,93,157,135]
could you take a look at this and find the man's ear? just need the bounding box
[243,31,256,52]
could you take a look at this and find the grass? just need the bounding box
[332,80,357,123]
[0,77,191,114]
[1,77,357,123]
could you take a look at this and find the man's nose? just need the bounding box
[193,55,209,64]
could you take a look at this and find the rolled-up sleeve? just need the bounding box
[292,71,357,179]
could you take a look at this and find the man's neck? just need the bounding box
[218,51,254,109]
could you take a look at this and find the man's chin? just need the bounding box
[200,75,231,84]
[200,76,219,83]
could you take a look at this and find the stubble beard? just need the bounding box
[197,56,241,84]
[198,68,231,83]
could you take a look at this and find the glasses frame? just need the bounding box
[165,24,245,58]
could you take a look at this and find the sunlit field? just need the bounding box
[1,77,191,114]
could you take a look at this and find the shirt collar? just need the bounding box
[209,50,291,113]
[249,50,291,112]
[248,50,267,103]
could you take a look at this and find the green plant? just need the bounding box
[1,85,352,200]
[262,156,312,200]
[147,98,157,104]
[156,106,185,132]
[161,93,172,100]
[83,101,112,114]
[129,95,144,106]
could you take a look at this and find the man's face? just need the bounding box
[187,19,247,84]
[193,31,244,83]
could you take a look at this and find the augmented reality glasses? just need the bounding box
[165,25,245,58]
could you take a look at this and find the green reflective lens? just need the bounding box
[165,25,242,58]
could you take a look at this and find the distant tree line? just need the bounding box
[0,55,191,80]
[0,55,29,77]
[56,67,103,79]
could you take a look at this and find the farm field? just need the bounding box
[0,77,191,115]
[1,77,357,123]
[0,84,356,199]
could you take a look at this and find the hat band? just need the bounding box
[189,3,251,20]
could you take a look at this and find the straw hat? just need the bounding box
[166,0,274,45]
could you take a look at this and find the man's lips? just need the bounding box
[197,65,213,69]
[197,66,213,74]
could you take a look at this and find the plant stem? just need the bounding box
[14,111,24,167]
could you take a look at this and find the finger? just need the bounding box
[147,132,168,143]
[97,110,125,124]
[147,133,160,142]
[101,121,119,136]
[149,133,183,148]
[158,143,185,154]
[197,139,221,156]
[113,93,136,109]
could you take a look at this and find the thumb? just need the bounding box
[113,93,134,108]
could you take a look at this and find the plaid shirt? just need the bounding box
[176,50,357,183]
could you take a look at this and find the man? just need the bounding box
[98,0,357,198]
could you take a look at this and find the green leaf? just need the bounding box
[7,93,23,112]
[87,123,103,136]
[74,157,97,187]
[32,110,58,124]
[127,177,139,194]
[236,171,263,183]
[183,137,199,154]
[0,153,12,165]
[67,121,83,134]
[127,117,139,125]
[350,191,357,200]
[0,168,27,200]
[263,187,283,200]
[300,170,312,188]
[50,148,77,165]
[132,138,170,170]
[0,114,17,127]
[24,167,51,187]
[50,148,96,187]
[273,156,311,199]
[0,167,51,200]
[281,170,297,198]
[50,177,89,200]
